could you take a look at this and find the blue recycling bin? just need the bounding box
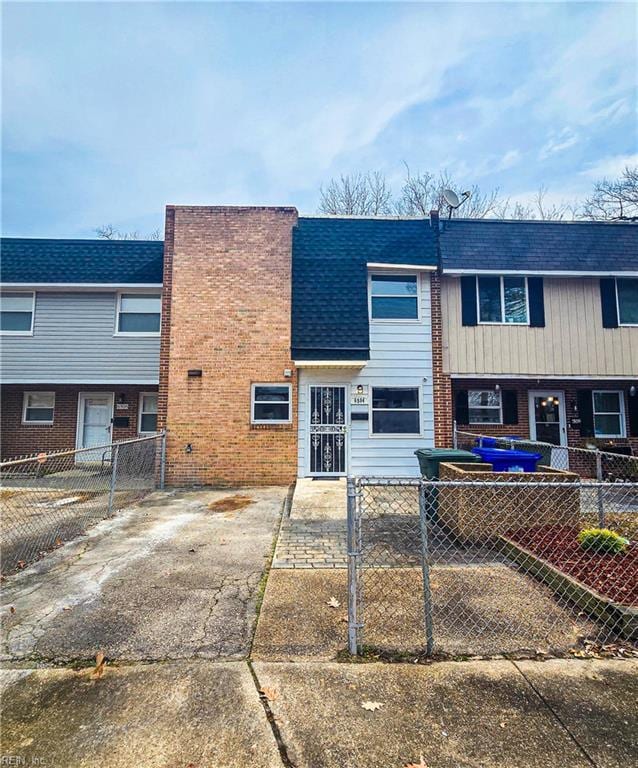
[471,447,542,473]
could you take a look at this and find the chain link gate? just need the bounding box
[348,476,638,657]
[0,432,166,574]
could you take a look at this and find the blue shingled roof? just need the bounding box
[0,238,164,284]
[292,217,438,361]
[439,219,638,273]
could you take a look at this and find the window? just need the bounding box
[251,384,291,424]
[370,274,419,320]
[592,390,625,438]
[478,277,528,324]
[1,292,35,334]
[116,293,161,334]
[22,392,55,424]
[468,390,502,424]
[371,387,420,435]
[138,393,158,433]
[617,278,638,325]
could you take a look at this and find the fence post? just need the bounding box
[452,420,458,449]
[107,444,119,516]
[418,482,435,656]
[595,451,605,527]
[347,477,359,656]
[159,431,167,490]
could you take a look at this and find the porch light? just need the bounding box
[630,386,636,397]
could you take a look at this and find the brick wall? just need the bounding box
[430,271,453,447]
[451,378,638,467]
[159,206,299,486]
[0,384,157,459]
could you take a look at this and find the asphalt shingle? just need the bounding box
[0,238,164,284]
[291,217,438,361]
[439,219,638,273]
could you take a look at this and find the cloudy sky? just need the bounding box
[2,1,637,237]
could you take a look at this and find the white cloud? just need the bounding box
[580,154,638,179]
[496,150,521,171]
[538,128,579,160]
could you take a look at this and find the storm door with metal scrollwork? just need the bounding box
[309,386,347,475]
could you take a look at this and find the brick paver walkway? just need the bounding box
[272,519,347,568]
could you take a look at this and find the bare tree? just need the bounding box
[582,166,638,221]
[318,172,393,215]
[494,186,580,221]
[95,224,162,240]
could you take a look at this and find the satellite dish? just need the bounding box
[442,189,460,208]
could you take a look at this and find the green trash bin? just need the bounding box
[414,448,482,521]
[414,448,482,479]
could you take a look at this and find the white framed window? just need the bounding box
[478,276,528,324]
[22,391,55,424]
[369,273,419,321]
[371,386,421,435]
[138,392,159,433]
[592,390,625,438]
[468,390,503,424]
[616,278,638,326]
[251,384,292,424]
[116,293,161,335]
[1,291,35,335]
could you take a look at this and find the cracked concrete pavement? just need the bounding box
[2,482,637,767]
[1,486,287,662]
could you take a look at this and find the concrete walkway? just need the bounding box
[2,659,636,767]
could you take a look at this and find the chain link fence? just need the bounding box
[0,433,166,574]
[454,426,638,481]
[347,476,638,657]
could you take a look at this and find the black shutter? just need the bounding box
[460,276,477,326]
[455,390,469,424]
[502,390,519,425]
[577,389,594,438]
[528,277,545,327]
[600,278,619,328]
[628,388,638,438]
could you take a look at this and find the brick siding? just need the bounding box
[451,378,637,475]
[0,384,157,459]
[159,206,299,486]
[430,271,453,447]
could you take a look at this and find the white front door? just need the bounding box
[76,392,114,462]
[528,390,568,469]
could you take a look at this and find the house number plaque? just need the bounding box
[351,384,369,406]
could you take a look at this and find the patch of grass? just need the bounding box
[577,527,629,554]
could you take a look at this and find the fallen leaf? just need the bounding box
[9,606,16,614]
[63,606,71,611]
[499,722,506,729]
[17,560,26,569]
[404,756,428,768]
[91,651,106,679]
[327,597,341,608]
[361,701,383,712]
[260,686,278,702]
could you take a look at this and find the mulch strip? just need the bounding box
[507,525,637,606]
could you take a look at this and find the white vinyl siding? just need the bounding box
[298,272,434,477]
[0,292,160,383]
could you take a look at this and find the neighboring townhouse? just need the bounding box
[2,210,636,482]
[0,239,163,458]
[159,207,441,485]
[437,219,638,459]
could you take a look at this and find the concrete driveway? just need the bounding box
[1,486,288,662]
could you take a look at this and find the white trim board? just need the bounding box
[366,263,437,271]
[450,374,636,381]
[0,283,163,290]
[293,361,367,368]
[1,378,160,385]
[443,269,638,277]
